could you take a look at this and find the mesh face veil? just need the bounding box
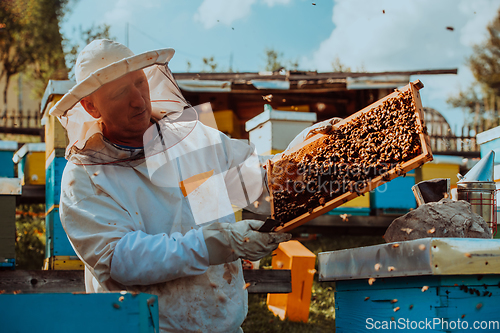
[56,64,196,167]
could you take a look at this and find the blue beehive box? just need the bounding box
[45,149,73,259]
[45,207,76,258]
[0,141,18,178]
[0,292,159,333]
[45,149,67,212]
[370,170,416,214]
[477,126,500,164]
[319,238,500,333]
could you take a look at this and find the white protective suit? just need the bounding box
[55,42,271,331]
[60,119,264,332]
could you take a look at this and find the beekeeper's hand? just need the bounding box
[202,220,291,265]
[285,117,343,151]
[305,117,343,140]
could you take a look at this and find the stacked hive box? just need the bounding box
[246,104,317,156]
[267,80,433,232]
[13,143,46,186]
[0,141,21,269]
[41,80,82,270]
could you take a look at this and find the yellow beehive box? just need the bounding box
[232,205,242,222]
[43,256,84,270]
[40,80,74,161]
[44,99,69,161]
[340,192,370,208]
[13,143,46,185]
[199,109,242,138]
[415,155,462,186]
[267,240,316,323]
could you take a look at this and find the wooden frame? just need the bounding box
[268,80,433,232]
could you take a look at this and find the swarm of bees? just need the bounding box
[269,89,423,222]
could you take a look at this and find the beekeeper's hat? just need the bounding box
[49,39,176,117]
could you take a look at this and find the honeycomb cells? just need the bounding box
[269,90,423,222]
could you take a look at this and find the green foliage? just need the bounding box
[331,56,351,73]
[15,204,46,270]
[0,0,69,108]
[64,23,113,79]
[264,48,299,72]
[243,287,334,333]
[448,8,500,130]
[202,56,218,72]
[265,48,285,72]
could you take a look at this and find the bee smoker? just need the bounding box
[457,150,497,236]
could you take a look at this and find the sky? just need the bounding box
[61,0,500,134]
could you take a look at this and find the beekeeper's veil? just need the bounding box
[49,39,196,166]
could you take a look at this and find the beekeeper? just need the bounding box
[52,39,338,333]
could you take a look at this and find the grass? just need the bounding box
[242,234,384,332]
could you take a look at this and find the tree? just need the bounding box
[448,9,500,131]
[331,56,351,73]
[202,56,218,72]
[264,48,299,72]
[15,204,46,270]
[0,0,69,114]
[264,48,284,72]
[64,23,113,79]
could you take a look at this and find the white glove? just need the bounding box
[286,117,343,150]
[202,220,292,265]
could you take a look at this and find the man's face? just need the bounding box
[82,70,152,147]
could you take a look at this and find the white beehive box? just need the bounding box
[245,105,317,156]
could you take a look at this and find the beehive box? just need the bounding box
[45,207,77,259]
[0,178,21,268]
[267,80,432,232]
[370,170,416,214]
[0,141,18,178]
[0,292,159,333]
[318,238,500,333]
[45,149,67,212]
[246,105,317,155]
[13,143,46,185]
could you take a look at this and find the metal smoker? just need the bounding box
[457,150,497,236]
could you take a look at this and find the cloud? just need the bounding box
[103,0,161,24]
[194,0,257,29]
[194,0,291,29]
[302,0,500,131]
[262,0,292,6]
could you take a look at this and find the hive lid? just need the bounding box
[457,150,495,183]
[318,238,500,281]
